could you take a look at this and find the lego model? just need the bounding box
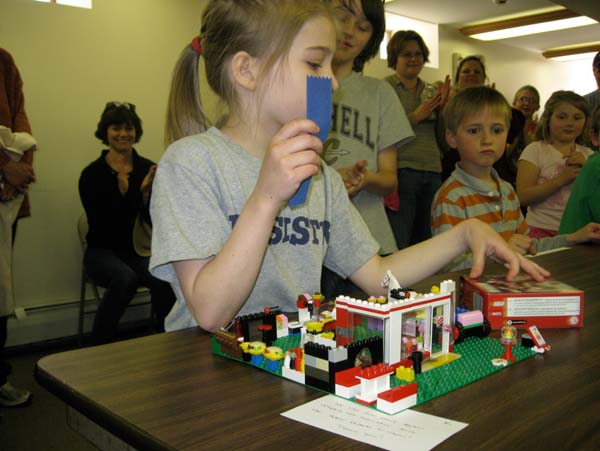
[212,271,537,415]
[454,307,491,343]
[499,321,518,363]
[521,325,551,353]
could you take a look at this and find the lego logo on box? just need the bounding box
[461,275,584,330]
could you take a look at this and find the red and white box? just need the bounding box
[461,275,584,329]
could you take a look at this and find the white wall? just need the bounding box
[364,25,597,108]
[0,0,209,315]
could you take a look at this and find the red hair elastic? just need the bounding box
[191,36,202,55]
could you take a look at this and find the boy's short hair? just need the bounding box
[444,86,511,134]
[95,102,143,145]
[593,51,600,71]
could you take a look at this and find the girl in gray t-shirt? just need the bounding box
[149,0,550,333]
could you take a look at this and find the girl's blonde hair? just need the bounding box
[513,85,540,105]
[535,90,590,144]
[165,0,334,146]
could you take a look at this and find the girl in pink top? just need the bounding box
[517,91,594,238]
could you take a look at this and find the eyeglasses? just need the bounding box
[399,51,424,59]
[516,97,538,105]
[105,101,136,111]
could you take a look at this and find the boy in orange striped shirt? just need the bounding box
[431,86,599,271]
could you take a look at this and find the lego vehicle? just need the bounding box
[454,308,491,343]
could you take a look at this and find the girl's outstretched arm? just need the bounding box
[174,119,323,332]
[350,218,550,295]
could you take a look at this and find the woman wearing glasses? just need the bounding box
[383,30,449,249]
[513,85,540,147]
[78,102,175,344]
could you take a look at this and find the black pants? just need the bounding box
[320,266,362,300]
[84,248,175,345]
[0,316,8,386]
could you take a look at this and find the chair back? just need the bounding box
[77,213,88,250]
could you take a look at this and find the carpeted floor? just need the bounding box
[1,325,154,451]
[1,346,98,451]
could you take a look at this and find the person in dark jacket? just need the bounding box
[79,102,174,344]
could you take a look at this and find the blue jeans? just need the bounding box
[386,168,441,250]
[84,248,175,344]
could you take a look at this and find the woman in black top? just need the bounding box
[79,102,174,344]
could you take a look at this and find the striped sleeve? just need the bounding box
[431,179,473,272]
[431,179,468,236]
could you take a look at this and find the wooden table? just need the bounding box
[36,245,600,450]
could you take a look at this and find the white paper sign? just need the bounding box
[281,395,467,451]
[507,296,581,316]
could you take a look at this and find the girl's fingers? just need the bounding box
[469,252,485,279]
[272,119,320,144]
[271,131,323,159]
[514,256,550,281]
[471,236,549,282]
[283,152,322,188]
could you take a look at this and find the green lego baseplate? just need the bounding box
[211,333,537,409]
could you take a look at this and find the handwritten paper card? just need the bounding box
[281,395,467,451]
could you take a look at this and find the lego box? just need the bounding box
[461,275,583,329]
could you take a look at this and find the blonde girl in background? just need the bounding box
[513,85,540,146]
[149,0,548,333]
[517,91,594,238]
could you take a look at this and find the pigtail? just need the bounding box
[164,0,333,147]
[164,40,208,146]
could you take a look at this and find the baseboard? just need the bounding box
[67,406,138,451]
[5,292,152,349]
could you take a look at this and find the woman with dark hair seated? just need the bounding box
[79,102,175,344]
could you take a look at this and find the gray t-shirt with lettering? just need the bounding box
[150,127,379,331]
[324,72,414,255]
